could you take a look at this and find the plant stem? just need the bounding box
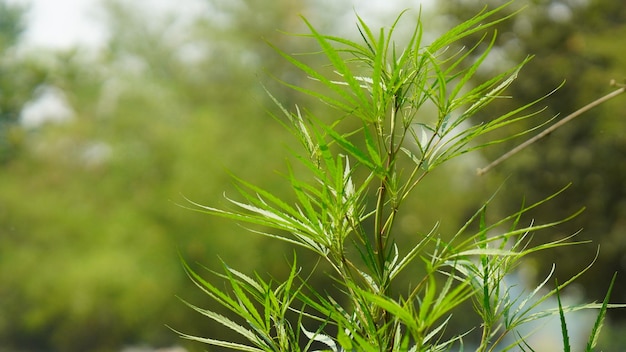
[374,180,388,283]
[374,98,399,288]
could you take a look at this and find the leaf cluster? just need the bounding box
[178,3,622,351]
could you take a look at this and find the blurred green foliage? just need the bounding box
[1,0,624,350]
[0,2,47,162]
[0,1,298,350]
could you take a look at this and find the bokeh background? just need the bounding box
[1,0,625,351]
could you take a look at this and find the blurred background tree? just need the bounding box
[0,1,47,162]
[0,0,303,350]
[0,0,624,350]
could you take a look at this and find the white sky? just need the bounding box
[8,0,105,49]
[8,0,213,50]
[9,0,434,50]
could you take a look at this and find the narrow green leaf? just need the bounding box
[555,280,571,352]
[337,325,354,350]
[419,274,437,322]
[362,122,383,166]
[586,272,618,351]
[302,16,371,112]
[223,266,265,329]
[428,1,518,53]
[359,290,419,333]
[266,41,359,112]
[370,26,386,114]
[322,124,380,174]
[173,328,265,352]
[356,14,377,55]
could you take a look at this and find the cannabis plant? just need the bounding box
[175,3,621,351]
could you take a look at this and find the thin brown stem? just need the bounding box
[477,84,626,176]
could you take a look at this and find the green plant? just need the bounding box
[175,3,622,351]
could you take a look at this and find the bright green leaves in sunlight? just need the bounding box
[179,2,623,351]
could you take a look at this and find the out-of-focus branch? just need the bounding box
[477,80,626,176]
